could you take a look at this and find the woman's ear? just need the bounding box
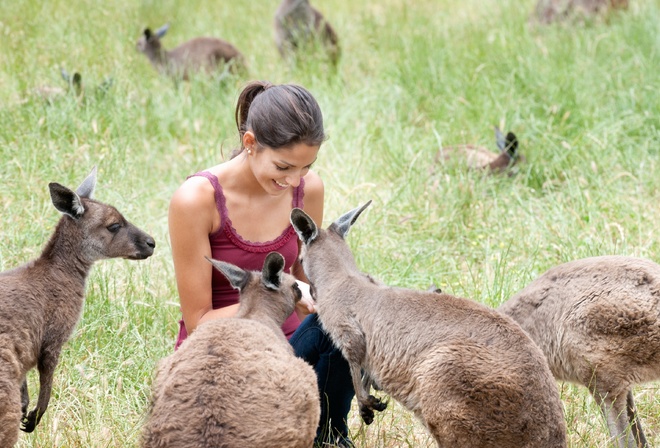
[242,131,256,151]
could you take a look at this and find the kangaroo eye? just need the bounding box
[107,223,121,233]
[292,283,302,299]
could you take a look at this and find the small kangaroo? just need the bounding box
[534,0,629,23]
[290,202,567,447]
[499,255,660,448]
[136,23,246,80]
[274,0,340,66]
[0,167,155,446]
[437,127,523,174]
[142,252,319,448]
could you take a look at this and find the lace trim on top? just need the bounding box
[188,171,305,253]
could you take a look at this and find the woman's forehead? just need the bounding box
[271,143,320,165]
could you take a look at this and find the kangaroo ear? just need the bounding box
[290,208,319,244]
[262,252,285,290]
[72,72,82,88]
[143,28,153,39]
[495,126,506,152]
[60,67,71,83]
[332,200,372,238]
[49,183,85,219]
[155,23,170,38]
[504,132,518,157]
[76,166,97,199]
[206,256,250,291]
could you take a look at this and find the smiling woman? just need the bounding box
[167,80,356,447]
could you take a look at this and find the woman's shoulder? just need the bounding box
[302,169,324,196]
[300,169,324,224]
[170,171,218,213]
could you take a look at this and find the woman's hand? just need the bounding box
[295,280,316,315]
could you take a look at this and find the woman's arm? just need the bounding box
[169,177,239,335]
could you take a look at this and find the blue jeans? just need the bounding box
[290,314,355,446]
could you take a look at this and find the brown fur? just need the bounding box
[291,202,567,447]
[535,0,629,23]
[136,24,246,80]
[274,0,340,66]
[0,167,155,446]
[437,127,523,175]
[141,252,320,448]
[499,255,660,448]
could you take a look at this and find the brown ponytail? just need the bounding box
[231,80,325,158]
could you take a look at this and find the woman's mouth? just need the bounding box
[274,179,289,189]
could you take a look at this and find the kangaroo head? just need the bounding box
[48,167,155,262]
[136,24,169,55]
[495,127,520,160]
[206,252,302,323]
[291,200,372,245]
[206,252,288,291]
[290,201,372,283]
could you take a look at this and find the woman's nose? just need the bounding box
[286,174,301,187]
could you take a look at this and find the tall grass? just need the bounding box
[1,0,659,446]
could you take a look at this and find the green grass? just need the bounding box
[1,0,659,446]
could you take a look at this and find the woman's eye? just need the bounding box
[275,165,288,171]
[107,223,121,233]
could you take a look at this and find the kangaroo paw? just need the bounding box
[359,395,388,424]
[360,402,375,424]
[20,409,40,433]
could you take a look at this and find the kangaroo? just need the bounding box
[437,127,523,174]
[136,23,246,80]
[535,0,629,23]
[290,202,567,447]
[274,0,340,66]
[142,252,319,448]
[499,255,660,448]
[0,167,155,446]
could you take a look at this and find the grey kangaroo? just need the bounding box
[290,202,567,447]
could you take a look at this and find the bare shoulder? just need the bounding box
[302,169,324,225]
[170,175,214,212]
[303,169,324,199]
[169,174,218,233]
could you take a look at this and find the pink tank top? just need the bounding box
[175,171,305,349]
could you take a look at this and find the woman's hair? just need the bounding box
[233,81,325,157]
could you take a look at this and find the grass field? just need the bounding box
[1,0,659,446]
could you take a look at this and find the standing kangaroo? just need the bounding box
[290,202,567,447]
[0,167,155,446]
[499,255,660,448]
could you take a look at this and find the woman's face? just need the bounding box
[249,142,320,195]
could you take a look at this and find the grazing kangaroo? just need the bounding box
[0,167,155,447]
[136,23,246,80]
[534,0,629,23]
[290,202,567,447]
[141,252,319,448]
[499,255,660,448]
[274,0,340,66]
[437,127,523,174]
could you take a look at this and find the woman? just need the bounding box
[168,80,355,447]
